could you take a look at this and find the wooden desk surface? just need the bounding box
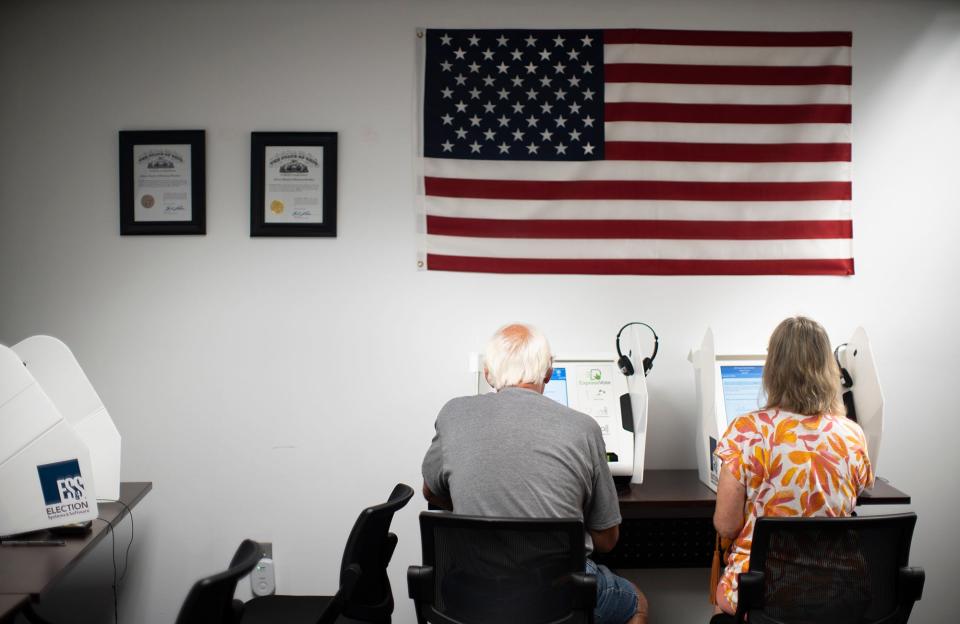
[618,470,909,511]
[618,470,716,508]
[858,477,911,505]
[0,481,152,598]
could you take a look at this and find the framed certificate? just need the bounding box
[119,130,206,235]
[251,132,337,237]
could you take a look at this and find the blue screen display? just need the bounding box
[543,367,568,407]
[720,365,766,425]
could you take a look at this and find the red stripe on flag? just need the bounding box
[603,29,852,48]
[605,102,850,124]
[427,254,855,275]
[424,177,851,201]
[426,216,852,240]
[604,142,851,162]
[604,63,852,85]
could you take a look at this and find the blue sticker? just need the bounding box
[37,459,86,506]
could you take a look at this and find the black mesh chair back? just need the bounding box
[737,513,924,624]
[408,512,596,624]
[338,482,415,621]
[176,539,262,624]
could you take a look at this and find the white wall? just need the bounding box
[2,1,958,622]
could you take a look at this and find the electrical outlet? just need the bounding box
[251,541,275,596]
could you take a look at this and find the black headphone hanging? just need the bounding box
[834,343,858,422]
[616,322,659,377]
[834,343,854,389]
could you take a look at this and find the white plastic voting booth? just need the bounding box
[690,327,884,492]
[0,344,99,536]
[12,336,122,501]
[476,354,649,484]
[836,327,885,472]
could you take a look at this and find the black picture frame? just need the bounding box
[250,132,338,237]
[118,130,206,235]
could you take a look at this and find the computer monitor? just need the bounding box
[717,362,767,427]
[543,367,569,407]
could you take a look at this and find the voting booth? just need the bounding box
[476,353,650,484]
[0,343,99,536]
[836,327,885,473]
[690,327,885,492]
[13,336,122,501]
[0,336,122,536]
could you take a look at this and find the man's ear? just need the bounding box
[544,367,553,385]
[483,366,492,388]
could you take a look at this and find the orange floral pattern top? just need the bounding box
[714,409,874,609]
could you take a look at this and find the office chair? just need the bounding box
[240,483,415,624]
[175,538,262,624]
[408,512,597,624]
[711,513,924,624]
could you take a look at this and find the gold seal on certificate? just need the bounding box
[263,146,324,224]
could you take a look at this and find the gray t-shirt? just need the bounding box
[421,387,622,549]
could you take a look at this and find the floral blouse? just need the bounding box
[714,409,874,609]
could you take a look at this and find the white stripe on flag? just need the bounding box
[423,158,849,182]
[604,83,851,105]
[424,197,852,222]
[605,122,851,143]
[426,235,852,260]
[603,43,850,66]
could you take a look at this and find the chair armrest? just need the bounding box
[900,567,925,603]
[407,565,435,602]
[317,564,362,624]
[383,532,399,566]
[736,571,765,623]
[570,572,598,612]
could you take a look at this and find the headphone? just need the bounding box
[833,343,853,389]
[833,343,858,422]
[615,322,659,377]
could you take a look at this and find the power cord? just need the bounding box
[98,498,136,582]
[93,498,137,624]
[91,516,119,624]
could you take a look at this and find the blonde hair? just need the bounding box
[763,316,844,417]
[484,323,552,390]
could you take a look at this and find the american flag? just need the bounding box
[417,28,853,275]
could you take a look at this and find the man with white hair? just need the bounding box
[421,323,648,624]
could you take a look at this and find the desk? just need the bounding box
[0,482,152,620]
[597,470,909,569]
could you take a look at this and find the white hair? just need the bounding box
[484,323,552,390]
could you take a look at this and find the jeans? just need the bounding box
[586,558,638,624]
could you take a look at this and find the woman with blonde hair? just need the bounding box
[712,316,874,615]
